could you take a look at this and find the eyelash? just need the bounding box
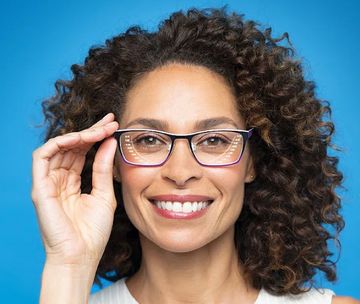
[134,134,167,145]
[197,135,230,145]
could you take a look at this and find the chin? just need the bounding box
[141,230,213,253]
[155,239,209,253]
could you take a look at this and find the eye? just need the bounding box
[197,134,231,146]
[134,134,166,146]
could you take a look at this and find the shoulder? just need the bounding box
[258,287,335,304]
[332,296,360,304]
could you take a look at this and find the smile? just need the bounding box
[148,199,214,219]
[152,200,212,213]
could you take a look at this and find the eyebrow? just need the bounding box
[125,118,168,130]
[124,117,240,130]
[195,117,240,130]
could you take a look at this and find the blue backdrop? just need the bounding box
[0,0,359,302]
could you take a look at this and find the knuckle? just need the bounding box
[65,132,78,138]
[47,137,56,144]
[31,188,39,204]
[32,146,45,159]
[32,143,48,160]
[32,149,39,159]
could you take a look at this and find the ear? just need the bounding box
[244,155,256,183]
[113,149,122,183]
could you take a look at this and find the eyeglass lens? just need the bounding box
[119,130,244,166]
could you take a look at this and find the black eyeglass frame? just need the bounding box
[113,128,254,167]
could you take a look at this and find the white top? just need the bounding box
[89,278,335,304]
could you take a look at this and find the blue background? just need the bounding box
[0,0,359,302]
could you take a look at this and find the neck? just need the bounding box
[126,226,259,304]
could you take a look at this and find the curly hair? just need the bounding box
[41,6,344,296]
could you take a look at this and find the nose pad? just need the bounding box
[190,141,197,153]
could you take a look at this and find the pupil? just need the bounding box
[146,137,155,144]
[200,136,224,147]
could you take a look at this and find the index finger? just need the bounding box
[32,121,119,187]
[91,113,116,128]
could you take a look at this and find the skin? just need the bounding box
[114,63,257,303]
[32,113,120,303]
[31,62,359,303]
[333,298,360,304]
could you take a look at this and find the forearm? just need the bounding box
[40,262,97,304]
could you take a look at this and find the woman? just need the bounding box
[32,7,358,304]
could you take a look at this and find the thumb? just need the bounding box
[91,136,118,206]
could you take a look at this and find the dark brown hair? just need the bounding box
[42,7,344,295]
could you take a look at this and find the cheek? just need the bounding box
[119,164,158,203]
[118,165,159,232]
[210,167,247,219]
[210,165,247,196]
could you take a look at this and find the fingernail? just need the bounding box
[100,113,111,121]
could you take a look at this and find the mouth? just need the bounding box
[149,199,214,213]
[147,194,215,219]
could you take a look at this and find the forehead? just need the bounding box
[121,63,243,130]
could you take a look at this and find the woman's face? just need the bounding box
[115,63,254,253]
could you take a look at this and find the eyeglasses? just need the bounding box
[113,128,254,167]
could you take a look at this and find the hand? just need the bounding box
[32,113,119,267]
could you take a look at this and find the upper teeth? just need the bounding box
[154,201,210,213]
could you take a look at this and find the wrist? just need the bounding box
[44,248,103,267]
[40,261,98,304]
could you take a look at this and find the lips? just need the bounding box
[147,194,215,219]
[148,194,214,203]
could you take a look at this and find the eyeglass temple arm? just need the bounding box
[247,128,254,139]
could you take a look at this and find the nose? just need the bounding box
[160,139,203,187]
